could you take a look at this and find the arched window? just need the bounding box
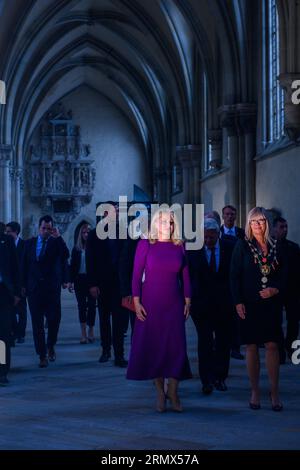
[262,0,284,144]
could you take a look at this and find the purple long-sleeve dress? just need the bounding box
[126,239,192,381]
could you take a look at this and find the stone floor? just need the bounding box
[0,291,299,450]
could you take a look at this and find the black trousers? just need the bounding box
[0,284,13,378]
[74,274,96,326]
[98,292,127,360]
[122,306,135,341]
[28,283,61,359]
[192,309,232,385]
[12,297,27,339]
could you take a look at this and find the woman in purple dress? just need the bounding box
[127,209,192,412]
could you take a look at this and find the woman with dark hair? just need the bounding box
[70,224,96,344]
[230,207,287,412]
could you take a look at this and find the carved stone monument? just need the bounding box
[27,102,95,233]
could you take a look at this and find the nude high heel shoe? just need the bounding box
[153,378,166,413]
[168,378,183,412]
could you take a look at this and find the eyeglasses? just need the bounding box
[250,218,266,226]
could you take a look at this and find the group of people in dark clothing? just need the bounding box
[0,204,299,415]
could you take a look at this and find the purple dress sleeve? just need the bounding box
[132,239,149,297]
[182,244,192,298]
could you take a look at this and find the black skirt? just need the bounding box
[240,298,282,345]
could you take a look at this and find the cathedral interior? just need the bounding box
[0,0,299,246]
[1,1,300,455]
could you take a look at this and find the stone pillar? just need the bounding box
[219,106,239,214]
[10,168,23,222]
[207,129,222,170]
[42,165,46,187]
[176,145,201,204]
[237,104,257,218]
[0,145,12,222]
[219,104,256,226]
[279,74,300,141]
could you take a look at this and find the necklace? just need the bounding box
[246,237,279,288]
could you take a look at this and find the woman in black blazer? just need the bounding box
[70,224,96,344]
[230,207,287,412]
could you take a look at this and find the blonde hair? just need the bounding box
[245,207,272,244]
[148,208,183,245]
[76,223,91,250]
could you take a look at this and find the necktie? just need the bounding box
[39,238,47,260]
[209,247,216,273]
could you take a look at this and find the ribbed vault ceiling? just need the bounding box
[0,0,246,171]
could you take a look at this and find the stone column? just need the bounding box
[42,165,46,187]
[10,168,23,222]
[176,145,201,204]
[219,106,239,214]
[0,145,12,222]
[207,129,222,170]
[237,104,257,218]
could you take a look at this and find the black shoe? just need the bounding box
[17,337,25,344]
[0,376,9,386]
[48,347,56,362]
[214,380,228,391]
[231,350,244,360]
[249,402,261,410]
[202,384,214,395]
[39,357,49,368]
[114,358,128,368]
[99,352,111,363]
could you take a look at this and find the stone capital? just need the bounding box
[176,145,201,167]
[10,167,23,181]
[218,104,256,135]
[218,105,237,136]
[236,103,257,134]
[0,144,12,164]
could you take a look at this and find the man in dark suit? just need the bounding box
[86,202,128,367]
[220,205,245,360]
[273,217,300,361]
[22,215,69,367]
[188,218,234,394]
[6,222,27,343]
[0,225,21,385]
[119,236,139,338]
[220,205,245,241]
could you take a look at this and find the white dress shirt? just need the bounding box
[223,226,236,237]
